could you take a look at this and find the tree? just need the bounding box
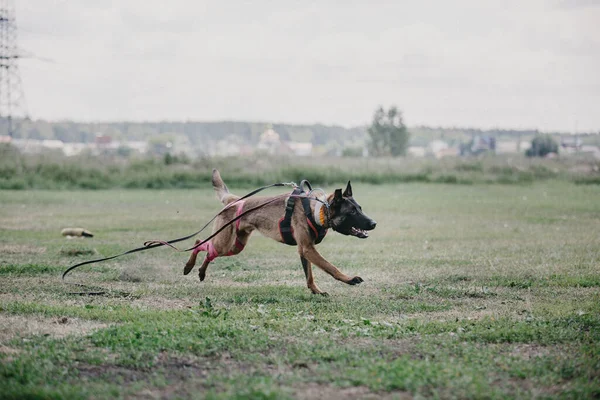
[367,106,409,156]
[525,135,559,157]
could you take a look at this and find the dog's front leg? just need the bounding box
[300,245,363,286]
[300,256,328,296]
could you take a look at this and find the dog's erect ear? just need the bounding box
[334,188,343,203]
[343,181,352,197]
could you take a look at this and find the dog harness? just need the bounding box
[279,186,328,246]
[193,200,246,262]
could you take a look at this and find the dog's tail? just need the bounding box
[212,169,239,205]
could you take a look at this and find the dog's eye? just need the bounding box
[350,209,357,215]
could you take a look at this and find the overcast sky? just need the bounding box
[16,0,600,131]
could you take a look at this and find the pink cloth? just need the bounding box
[193,200,246,262]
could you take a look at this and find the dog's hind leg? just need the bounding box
[184,239,219,276]
[184,229,248,279]
[198,258,211,281]
[196,235,246,281]
[183,239,203,275]
[300,256,328,296]
[300,245,364,286]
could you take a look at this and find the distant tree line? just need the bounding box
[2,116,596,152]
[0,118,366,147]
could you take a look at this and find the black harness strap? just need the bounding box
[279,180,328,246]
[279,186,303,246]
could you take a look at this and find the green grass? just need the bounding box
[1,181,600,398]
[1,146,599,190]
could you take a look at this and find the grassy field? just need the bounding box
[0,182,599,399]
[2,145,600,190]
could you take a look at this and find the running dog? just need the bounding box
[184,169,377,295]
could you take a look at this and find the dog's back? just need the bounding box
[212,169,239,205]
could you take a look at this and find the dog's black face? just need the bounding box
[330,181,377,239]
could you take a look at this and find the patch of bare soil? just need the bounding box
[0,244,46,254]
[294,383,412,400]
[509,343,552,360]
[81,352,223,399]
[0,314,109,342]
[75,353,214,388]
[0,344,21,362]
[130,297,196,311]
[77,350,412,399]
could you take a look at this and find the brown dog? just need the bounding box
[184,169,377,295]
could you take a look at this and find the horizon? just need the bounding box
[8,116,598,135]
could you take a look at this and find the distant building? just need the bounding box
[561,136,582,151]
[257,127,313,156]
[286,141,313,156]
[257,128,281,155]
[581,145,600,159]
[495,141,520,154]
[214,135,244,157]
[408,146,426,157]
[436,147,459,158]
[95,134,112,146]
[11,138,43,153]
[42,139,65,150]
[92,134,119,155]
[429,140,449,155]
[63,143,87,156]
[124,141,148,155]
[460,135,496,156]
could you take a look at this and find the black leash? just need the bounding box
[62,182,295,294]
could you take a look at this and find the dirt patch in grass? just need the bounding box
[0,244,46,254]
[118,271,144,282]
[410,308,504,323]
[59,247,98,257]
[294,383,412,400]
[0,288,196,314]
[0,314,109,342]
[0,345,21,362]
[130,296,196,310]
[508,343,554,360]
[98,352,276,399]
[121,351,411,399]
[75,363,149,385]
[77,356,213,398]
[76,351,214,382]
[340,337,419,358]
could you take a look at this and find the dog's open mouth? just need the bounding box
[350,227,369,239]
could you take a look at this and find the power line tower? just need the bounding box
[0,0,26,137]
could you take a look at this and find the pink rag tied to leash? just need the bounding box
[193,200,246,262]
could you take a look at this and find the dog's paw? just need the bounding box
[183,263,195,275]
[347,276,364,285]
[312,291,329,296]
[199,270,206,281]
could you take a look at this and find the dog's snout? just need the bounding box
[369,220,377,230]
